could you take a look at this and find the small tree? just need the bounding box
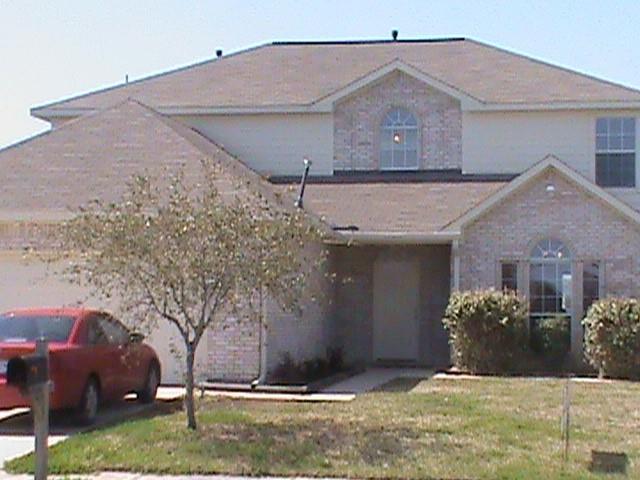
[55,161,322,429]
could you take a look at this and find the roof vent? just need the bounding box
[216,49,223,58]
[391,30,398,41]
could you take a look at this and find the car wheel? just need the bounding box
[78,377,100,425]
[138,364,160,404]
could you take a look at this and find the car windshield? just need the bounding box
[0,314,76,342]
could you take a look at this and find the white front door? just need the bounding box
[372,256,420,362]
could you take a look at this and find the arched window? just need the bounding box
[380,108,419,170]
[529,238,572,320]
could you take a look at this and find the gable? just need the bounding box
[333,70,462,171]
[0,101,282,222]
[444,156,640,232]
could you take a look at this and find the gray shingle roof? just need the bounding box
[33,39,640,115]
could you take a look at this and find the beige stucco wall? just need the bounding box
[462,110,640,209]
[333,71,462,171]
[176,113,334,176]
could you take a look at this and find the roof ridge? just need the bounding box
[466,38,640,98]
[271,37,465,46]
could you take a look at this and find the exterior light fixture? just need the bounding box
[546,183,555,192]
[393,132,401,143]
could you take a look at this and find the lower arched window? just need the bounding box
[529,239,572,349]
[529,238,572,318]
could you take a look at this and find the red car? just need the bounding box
[0,308,161,424]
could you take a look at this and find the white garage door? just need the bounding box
[0,251,207,384]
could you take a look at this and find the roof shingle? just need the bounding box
[34,39,640,115]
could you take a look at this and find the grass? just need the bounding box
[6,376,640,479]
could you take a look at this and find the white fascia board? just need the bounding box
[325,230,460,245]
[466,101,640,112]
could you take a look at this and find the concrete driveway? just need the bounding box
[0,387,183,467]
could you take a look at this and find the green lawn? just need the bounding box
[6,377,640,479]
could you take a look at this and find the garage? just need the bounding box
[0,251,203,384]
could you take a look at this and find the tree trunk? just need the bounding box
[184,343,197,430]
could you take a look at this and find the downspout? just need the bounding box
[251,287,268,387]
[295,157,312,208]
[452,239,461,292]
[251,157,312,388]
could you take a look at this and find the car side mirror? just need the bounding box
[129,332,145,343]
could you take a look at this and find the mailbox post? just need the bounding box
[7,338,50,480]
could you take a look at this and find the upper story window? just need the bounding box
[380,108,419,170]
[596,117,636,188]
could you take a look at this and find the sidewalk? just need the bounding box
[0,472,346,480]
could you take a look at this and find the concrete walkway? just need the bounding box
[0,473,345,480]
[321,367,433,393]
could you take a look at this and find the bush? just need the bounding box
[583,298,640,379]
[530,316,571,365]
[271,348,345,384]
[442,289,529,374]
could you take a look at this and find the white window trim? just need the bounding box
[595,117,636,188]
[380,108,420,171]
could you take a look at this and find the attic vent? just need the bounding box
[392,30,398,41]
[216,49,223,58]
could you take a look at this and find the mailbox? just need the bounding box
[6,354,49,389]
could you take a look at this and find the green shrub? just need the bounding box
[530,316,571,365]
[582,297,640,379]
[442,289,529,374]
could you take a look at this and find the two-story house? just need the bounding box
[2,37,640,383]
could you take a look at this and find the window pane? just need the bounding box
[501,263,518,291]
[596,153,636,187]
[623,135,635,150]
[610,118,623,135]
[596,135,608,151]
[530,263,543,296]
[609,136,623,150]
[596,118,608,135]
[623,118,636,135]
[380,150,392,169]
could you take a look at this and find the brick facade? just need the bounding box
[0,222,57,250]
[333,71,462,171]
[207,316,260,381]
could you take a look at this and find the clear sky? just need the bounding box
[1,0,639,149]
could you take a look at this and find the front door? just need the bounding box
[373,256,420,362]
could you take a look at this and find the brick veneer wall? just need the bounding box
[0,223,57,250]
[458,169,640,298]
[333,71,462,171]
[207,316,260,381]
